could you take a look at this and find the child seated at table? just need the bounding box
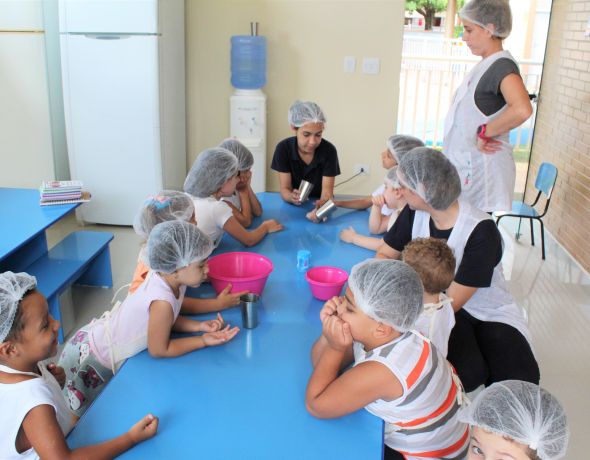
[0,271,158,458]
[306,259,469,460]
[334,134,424,227]
[184,147,282,247]
[130,191,247,312]
[402,237,456,357]
[219,139,263,228]
[59,221,239,417]
[459,380,569,460]
[339,167,407,251]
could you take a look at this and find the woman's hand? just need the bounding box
[340,226,357,244]
[216,284,248,309]
[46,363,66,389]
[477,136,503,154]
[198,313,226,332]
[202,325,240,346]
[263,219,284,233]
[128,414,159,444]
[291,189,302,205]
[306,209,319,223]
[322,315,352,352]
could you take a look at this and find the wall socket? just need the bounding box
[353,164,370,175]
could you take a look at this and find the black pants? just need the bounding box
[447,309,540,392]
[384,445,404,460]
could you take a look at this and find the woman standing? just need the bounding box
[444,0,533,213]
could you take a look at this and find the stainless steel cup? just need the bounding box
[315,199,337,221]
[298,180,313,203]
[240,293,260,329]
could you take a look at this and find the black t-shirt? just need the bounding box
[475,58,520,116]
[270,136,340,198]
[383,205,503,288]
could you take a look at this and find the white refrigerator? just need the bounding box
[59,0,186,225]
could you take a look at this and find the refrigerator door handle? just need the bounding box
[83,33,128,40]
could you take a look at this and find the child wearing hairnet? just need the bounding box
[306,259,469,460]
[130,191,248,311]
[271,101,340,213]
[339,167,408,250]
[0,271,158,458]
[184,147,283,247]
[402,237,456,357]
[219,139,263,228]
[58,221,239,417]
[460,380,569,460]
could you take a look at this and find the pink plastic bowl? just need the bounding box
[305,266,349,301]
[207,252,274,295]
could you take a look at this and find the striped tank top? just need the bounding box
[353,332,469,459]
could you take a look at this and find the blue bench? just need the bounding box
[26,231,114,343]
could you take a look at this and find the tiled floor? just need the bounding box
[47,213,590,458]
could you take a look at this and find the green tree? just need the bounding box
[406,0,465,32]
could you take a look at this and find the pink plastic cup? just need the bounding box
[305,266,349,301]
[207,252,274,295]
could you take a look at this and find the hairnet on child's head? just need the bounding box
[0,272,37,342]
[386,135,425,164]
[133,191,195,241]
[183,148,239,198]
[288,101,326,127]
[219,139,254,171]
[397,147,461,211]
[460,0,512,38]
[348,259,423,332]
[459,380,569,460]
[146,221,214,274]
[385,166,400,188]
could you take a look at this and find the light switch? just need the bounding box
[343,56,356,73]
[362,57,380,75]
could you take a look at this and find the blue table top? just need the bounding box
[67,192,383,459]
[0,188,79,261]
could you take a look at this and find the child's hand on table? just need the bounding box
[263,219,284,233]
[199,313,226,332]
[46,363,66,388]
[340,226,357,243]
[291,189,302,205]
[128,413,159,444]
[203,325,240,346]
[322,315,352,352]
[216,284,248,309]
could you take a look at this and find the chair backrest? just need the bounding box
[535,162,558,199]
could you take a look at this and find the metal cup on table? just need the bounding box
[315,199,337,221]
[240,293,260,329]
[298,180,313,203]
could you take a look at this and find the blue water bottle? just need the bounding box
[297,250,311,272]
[230,24,267,90]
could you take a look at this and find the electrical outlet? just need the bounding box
[353,164,370,175]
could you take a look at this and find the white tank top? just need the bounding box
[353,332,469,459]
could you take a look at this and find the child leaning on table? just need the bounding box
[402,237,456,357]
[184,147,282,247]
[339,167,407,251]
[58,221,239,417]
[459,380,569,460]
[306,259,468,460]
[219,138,263,228]
[130,191,247,312]
[0,271,158,459]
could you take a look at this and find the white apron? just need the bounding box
[443,50,517,213]
[411,200,533,348]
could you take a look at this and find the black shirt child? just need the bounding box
[383,205,503,288]
[270,136,340,199]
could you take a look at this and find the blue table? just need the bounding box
[0,188,79,272]
[67,193,384,459]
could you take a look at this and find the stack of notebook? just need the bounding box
[39,180,90,206]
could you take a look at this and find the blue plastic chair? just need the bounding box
[495,162,558,260]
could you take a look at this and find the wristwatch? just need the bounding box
[477,124,490,141]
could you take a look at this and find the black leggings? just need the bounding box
[384,445,404,460]
[447,309,540,392]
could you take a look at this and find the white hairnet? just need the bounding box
[397,147,461,211]
[219,139,254,171]
[386,135,425,164]
[0,272,37,342]
[133,191,195,241]
[385,166,400,189]
[184,148,239,198]
[288,100,326,127]
[147,221,214,274]
[460,0,512,38]
[348,259,423,332]
[459,380,569,460]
